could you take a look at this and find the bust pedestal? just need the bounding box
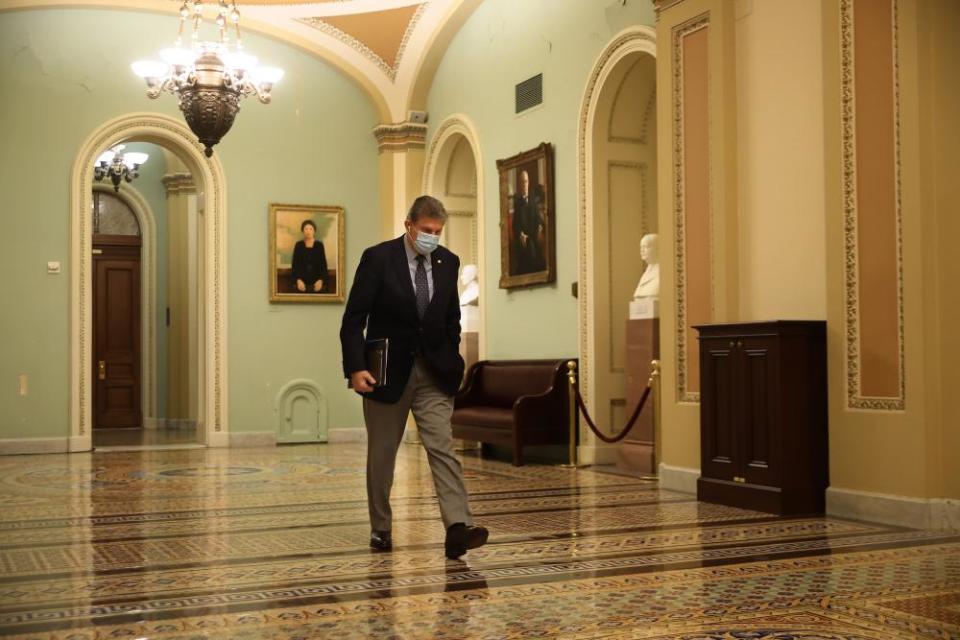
[618,317,659,474]
[629,297,659,319]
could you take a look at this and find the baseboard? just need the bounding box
[0,437,70,455]
[167,419,198,430]
[227,431,276,448]
[827,487,960,531]
[658,463,699,494]
[69,434,92,452]
[579,443,617,466]
[207,431,230,448]
[329,428,367,443]
[144,418,197,430]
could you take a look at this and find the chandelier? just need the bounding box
[131,0,284,157]
[94,145,149,192]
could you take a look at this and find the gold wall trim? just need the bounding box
[372,121,428,151]
[298,2,426,81]
[654,0,689,20]
[840,0,905,411]
[640,88,657,147]
[672,13,710,404]
[161,173,196,196]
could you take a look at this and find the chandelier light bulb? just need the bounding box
[95,148,118,166]
[131,60,168,79]
[159,47,194,68]
[123,152,149,168]
[252,66,284,85]
[224,51,257,72]
[131,0,282,156]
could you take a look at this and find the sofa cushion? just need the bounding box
[451,407,514,429]
[478,364,557,407]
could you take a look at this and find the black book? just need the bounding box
[365,338,388,387]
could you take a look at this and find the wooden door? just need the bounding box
[93,236,142,428]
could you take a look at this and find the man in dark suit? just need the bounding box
[511,169,545,274]
[340,195,488,560]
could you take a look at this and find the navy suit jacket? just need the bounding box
[340,236,465,403]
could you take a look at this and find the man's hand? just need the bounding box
[296,279,306,292]
[313,280,324,292]
[350,370,377,393]
[520,231,528,247]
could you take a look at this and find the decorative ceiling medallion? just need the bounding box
[298,2,425,80]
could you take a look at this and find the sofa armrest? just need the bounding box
[514,390,567,430]
[454,360,487,409]
[512,360,571,428]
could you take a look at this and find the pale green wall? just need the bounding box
[0,8,379,439]
[426,0,655,359]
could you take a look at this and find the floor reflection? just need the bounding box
[0,443,956,639]
[93,426,200,448]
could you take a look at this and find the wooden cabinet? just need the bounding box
[694,321,828,515]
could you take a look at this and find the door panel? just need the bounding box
[94,244,142,429]
[700,339,737,479]
[740,336,778,486]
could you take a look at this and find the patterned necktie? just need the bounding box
[415,254,429,319]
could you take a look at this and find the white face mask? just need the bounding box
[413,229,440,255]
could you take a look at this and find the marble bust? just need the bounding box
[632,234,660,299]
[459,264,479,306]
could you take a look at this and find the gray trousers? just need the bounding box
[363,358,473,532]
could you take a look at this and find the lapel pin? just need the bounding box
[437,259,442,264]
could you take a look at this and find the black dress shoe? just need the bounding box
[369,530,392,551]
[444,523,488,559]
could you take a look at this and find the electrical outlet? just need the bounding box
[18,374,28,396]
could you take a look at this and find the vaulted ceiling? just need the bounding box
[0,0,482,121]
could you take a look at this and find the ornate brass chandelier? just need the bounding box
[94,145,149,192]
[132,0,283,156]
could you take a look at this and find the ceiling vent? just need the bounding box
[515,74,543,114]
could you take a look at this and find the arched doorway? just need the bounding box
[578,28,657,466]
[423,114,486,360]
[69,113,228,451]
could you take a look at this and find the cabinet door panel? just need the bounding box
[740,337,778,486]
[700,340,737,479]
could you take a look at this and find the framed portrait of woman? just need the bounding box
[269,203,345,303]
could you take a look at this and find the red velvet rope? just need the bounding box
[571,380,653,444]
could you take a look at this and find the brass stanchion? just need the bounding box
[562,360,578,468]
[643,359,661,482]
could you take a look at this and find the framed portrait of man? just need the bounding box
[496,142,556,289]
[269,203,345,303]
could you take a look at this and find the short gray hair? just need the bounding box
[406,195,448,223]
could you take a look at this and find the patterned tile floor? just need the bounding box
[0,444,957,639]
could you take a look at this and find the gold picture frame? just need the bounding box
[497,142,556,289]
[269,203,345,303]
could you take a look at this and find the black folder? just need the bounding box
[365,338,388,387]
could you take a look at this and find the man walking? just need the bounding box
[340,195,488,560]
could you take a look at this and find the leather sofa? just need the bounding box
[452,359,573,466]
